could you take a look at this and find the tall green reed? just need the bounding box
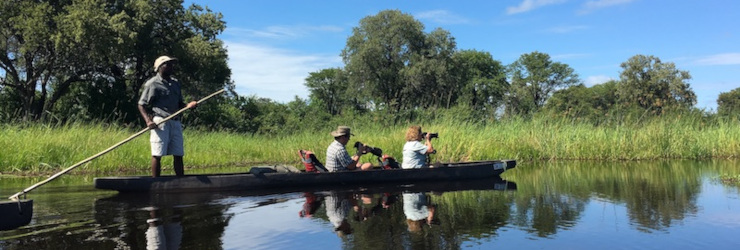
[1,114,738,174]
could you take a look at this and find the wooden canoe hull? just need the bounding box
[94,160,516,193]
[97,176,517,207]
[0,199,33,231]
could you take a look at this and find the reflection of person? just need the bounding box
[299,192,324,218]
[138,55,197,177]
[382,193,399,209]
[403,192,436,233]
[325,191,356,237]
[402,126,434,169]
[145,208,183,250]
[355,194,384,221]
[326,126,373,172]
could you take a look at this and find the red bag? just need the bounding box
[299,150,328,173]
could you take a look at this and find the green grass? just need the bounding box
[1,115,739,174]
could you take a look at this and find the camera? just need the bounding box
[421,132,439,139]
[353,141,383,157]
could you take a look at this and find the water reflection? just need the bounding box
[5,161,740,249]
[403,192,437,233]
[145,207,183,250]
[325,191,356,237]
[93,192,234,249]
[299,192,323,218]
[289,177,518,249]
[506,161,704,235]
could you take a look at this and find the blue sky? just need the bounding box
[186,0,739,111]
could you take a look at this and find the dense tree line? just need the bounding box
[2,5,737,135]
[0,0,231,123]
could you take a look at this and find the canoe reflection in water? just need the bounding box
[89,177,516,249]
[145,207,183,250]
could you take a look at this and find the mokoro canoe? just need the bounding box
[94,160,516,193]
[0,199,33,231]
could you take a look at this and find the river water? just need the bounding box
[1,160,740,249]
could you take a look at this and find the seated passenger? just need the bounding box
[402,126,434,169]
[326,126,373,172]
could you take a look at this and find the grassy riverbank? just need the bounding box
[1,115,738,174]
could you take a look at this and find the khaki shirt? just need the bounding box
[138,74,184,119]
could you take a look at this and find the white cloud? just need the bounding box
[225,25,344,40]
[694,53,740,65]
[225,41,342,102]
[579,0,636,14]
[506,0,567,15]
[584,75,614,86]
[545,25,589,34]
[415,10,470,24]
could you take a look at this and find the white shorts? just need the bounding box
[150,116,184,157]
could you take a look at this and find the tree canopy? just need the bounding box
[544,80,619,121]
[0,0,231,123]
[717,87,740,119]
[506,51,580,116]
[342,9,427,114]
[617,54,695,114]
[0,6,721,134]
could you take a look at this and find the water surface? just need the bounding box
[2,160,740,249]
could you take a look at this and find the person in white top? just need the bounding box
[402,126,435,169]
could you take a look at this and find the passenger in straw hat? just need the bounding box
[138,55,197,177]
[325,126,373,172]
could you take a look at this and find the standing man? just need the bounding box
[326,126,373,172]
[138,56,197,177]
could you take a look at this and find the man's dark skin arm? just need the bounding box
[138,105,157,129]
[138,101,197,130]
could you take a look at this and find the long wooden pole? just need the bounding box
[8,89,226,201]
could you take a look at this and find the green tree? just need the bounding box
[1,0,60,120]
[506,51,580,116]
[0,0,231,123]
[454,49,508,117]
[617,55,695,114]
[305,68,349,116]
[717,87,740,119]
[402,28,459,109]
[544,81,619,121]
[341,10,427,114]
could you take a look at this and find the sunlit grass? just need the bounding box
[1,115,739,174]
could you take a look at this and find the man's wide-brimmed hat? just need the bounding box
[330,126,354,137]
[153,56,178,71]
